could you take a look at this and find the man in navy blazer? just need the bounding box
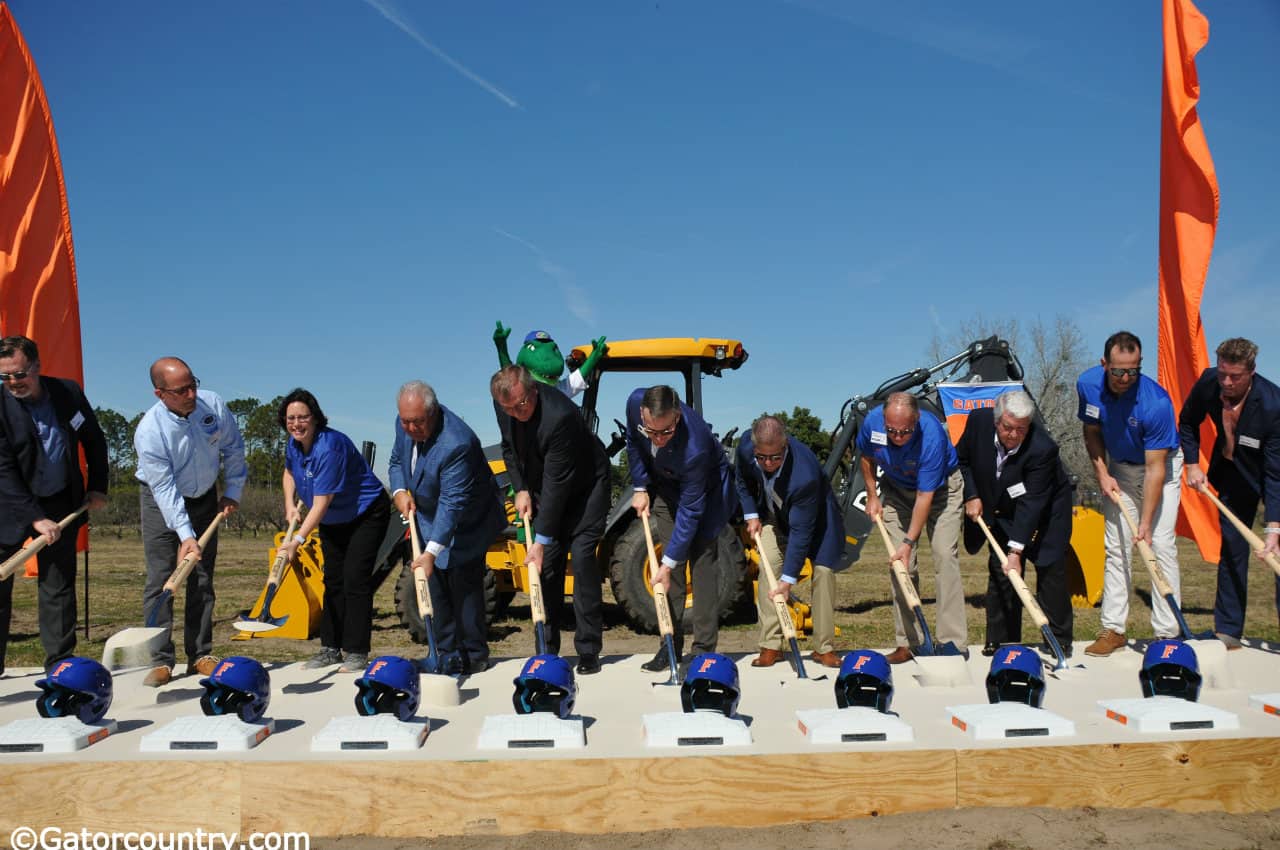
[390,380,506,674]
[625,385,734,671]
[956,390,1074,655]
[1179,337,1280,647]
[0,336,108,675]
[735,415,846,668]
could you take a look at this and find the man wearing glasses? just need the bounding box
[736,415,846,669]
[956,390,1074,657]
[625,385,735,672]
[1076,331,1182,656]
[1178,337,1280,650]
[134,357,246,686]
[858,392,967,664]
[0,336,108,676]
[491,365,610,674]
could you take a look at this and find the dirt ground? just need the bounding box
[315,807,1280,850]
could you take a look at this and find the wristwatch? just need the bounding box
[902,536,917,547]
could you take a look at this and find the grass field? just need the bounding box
[3,522,1278,670]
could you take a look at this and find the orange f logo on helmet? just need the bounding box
[1161,643,1179,660]
[527,658,545,675]
[852,654,869,671]
[1004,649,1022,664]
[698,657,716,674]
[215,660,233,677]
[370,660,387,676]
[52,660,72,677]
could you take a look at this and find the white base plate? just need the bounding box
[1247,692,1280,717]
[477,713,585,750]
[311,715,430,752]
[1098,695,1239,733]
[796,707,914,744]
[0,717,117,753]
[140,715,274,752]
[643,711,752,748]
[946,702,1076,740]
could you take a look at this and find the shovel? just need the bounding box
[1110,490,1214,640]
[975,515,1081,675]
[1197,484,1280,578]
[145,509,227,627]
[408,510,443,675]
[641,512,681,685]
[521,515,550,656]
[873,515,963,657]
[0,506,88,580]
[233,500,303,633]
[753,532,809,680]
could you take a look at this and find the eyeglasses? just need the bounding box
[995,420,1029,435]
[754,452,785,463]
[1107,367,1141,378]
[159,377,200,396]
[0,369,33,382]
[639,422,679,438]
[885,427,915,438]
[285,414,312,424]
[500,392,534,413]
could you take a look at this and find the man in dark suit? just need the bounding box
[492,365,610,674]
[956,390,1074,655]
[625,385,735,672]
[1179,337,1280,648]
[390,380,506,674]
[736,415,847,668]
[0,336,108,674]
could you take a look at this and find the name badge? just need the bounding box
[1238,435,1260,449]
[70,411,85,430]
[1084,404,1100,420]
[870,431,887,446]
[1007,482,1027,499]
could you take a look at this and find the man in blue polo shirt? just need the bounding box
[1077,331,1183,656]
[858,392,967,663]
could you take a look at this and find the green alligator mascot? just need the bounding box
[493,322,608,398]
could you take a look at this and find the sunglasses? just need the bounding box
[0,369,33,382]
[1108,367,1141,378]
[639,423,678,438]
[754,452,785,463]
[885,427,915,438]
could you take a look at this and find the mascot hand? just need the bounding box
[493,320,513,367]
[580,336,608,375]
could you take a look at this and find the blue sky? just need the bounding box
[8,0,1278,454]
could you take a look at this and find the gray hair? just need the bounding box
[398,380,438,415]
[994,390,1036,421]
[884,392,919,420]
[751,414,788,445]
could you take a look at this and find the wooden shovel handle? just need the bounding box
[873,514,923,609]
[640,512,676,638]
[164,509,226,594]
[1107,489,1176,596]
[753,532,797,640]
[975,514,1050,629]
[267,500,305,586]
[522,515,547,626]
[0,506,88,580]
[1198,485,1280,578]
[408,509,434,619]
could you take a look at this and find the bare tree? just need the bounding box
[929,314,1091,487]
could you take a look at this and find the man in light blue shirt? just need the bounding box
[857,392,967,663]
[1077,331,1183,656]
[134,357,246,686]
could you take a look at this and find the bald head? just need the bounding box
[149,357,198,416]
[150,357,192,389]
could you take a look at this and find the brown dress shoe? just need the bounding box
[752,648,785,667]
[810,651,842,668]
[190,656,221,677]
[1083,629,1126,657]
[885,646,914,664]
[143,665,172,688]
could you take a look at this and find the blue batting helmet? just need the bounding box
[199,656,271,723]
[1139,639,1201,702]
[35,657,113,724]
[835,650,894,712]
[512,654,577,719]
[985,645,1046,708]
[355,656,421,721]
[680,653,741,717]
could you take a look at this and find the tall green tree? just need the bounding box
[94,406,136,487]
[761,406,828,465]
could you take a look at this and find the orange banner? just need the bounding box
[1,3,89,554]
[1155,0,1220,562]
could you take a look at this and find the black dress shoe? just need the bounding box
[641,650,678,672]
[1038,641,1073,659]
[576,653,601,675]
[982,642,999,657]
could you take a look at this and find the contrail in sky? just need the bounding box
[360,0,521,109]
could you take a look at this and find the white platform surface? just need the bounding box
[477,713,586,750]
[0,717,117,753]
[795,707,914,744]
[2,641,1280,762]
[311,715,430,752]
[1098,695,1240,733]
[947,702,1076,740]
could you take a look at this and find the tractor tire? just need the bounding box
[395,563,513,642]
[608,519,749,634]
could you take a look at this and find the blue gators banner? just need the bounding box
[937,382,1025,444]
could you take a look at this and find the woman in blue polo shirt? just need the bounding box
[276,389,390,673]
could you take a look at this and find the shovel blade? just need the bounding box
[101,626,167,670]
[144,590,173,628]
[788,637,809,679]
[232,615,288,633]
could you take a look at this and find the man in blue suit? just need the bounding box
[625,385,735,672]
[389,380,506,674]
[736,415,847,668]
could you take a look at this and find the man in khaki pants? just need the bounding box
[858,393,967,663]
[735,416,847,668]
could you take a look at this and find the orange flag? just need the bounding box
[1155,0,1220,563]
[0,2,90,555]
